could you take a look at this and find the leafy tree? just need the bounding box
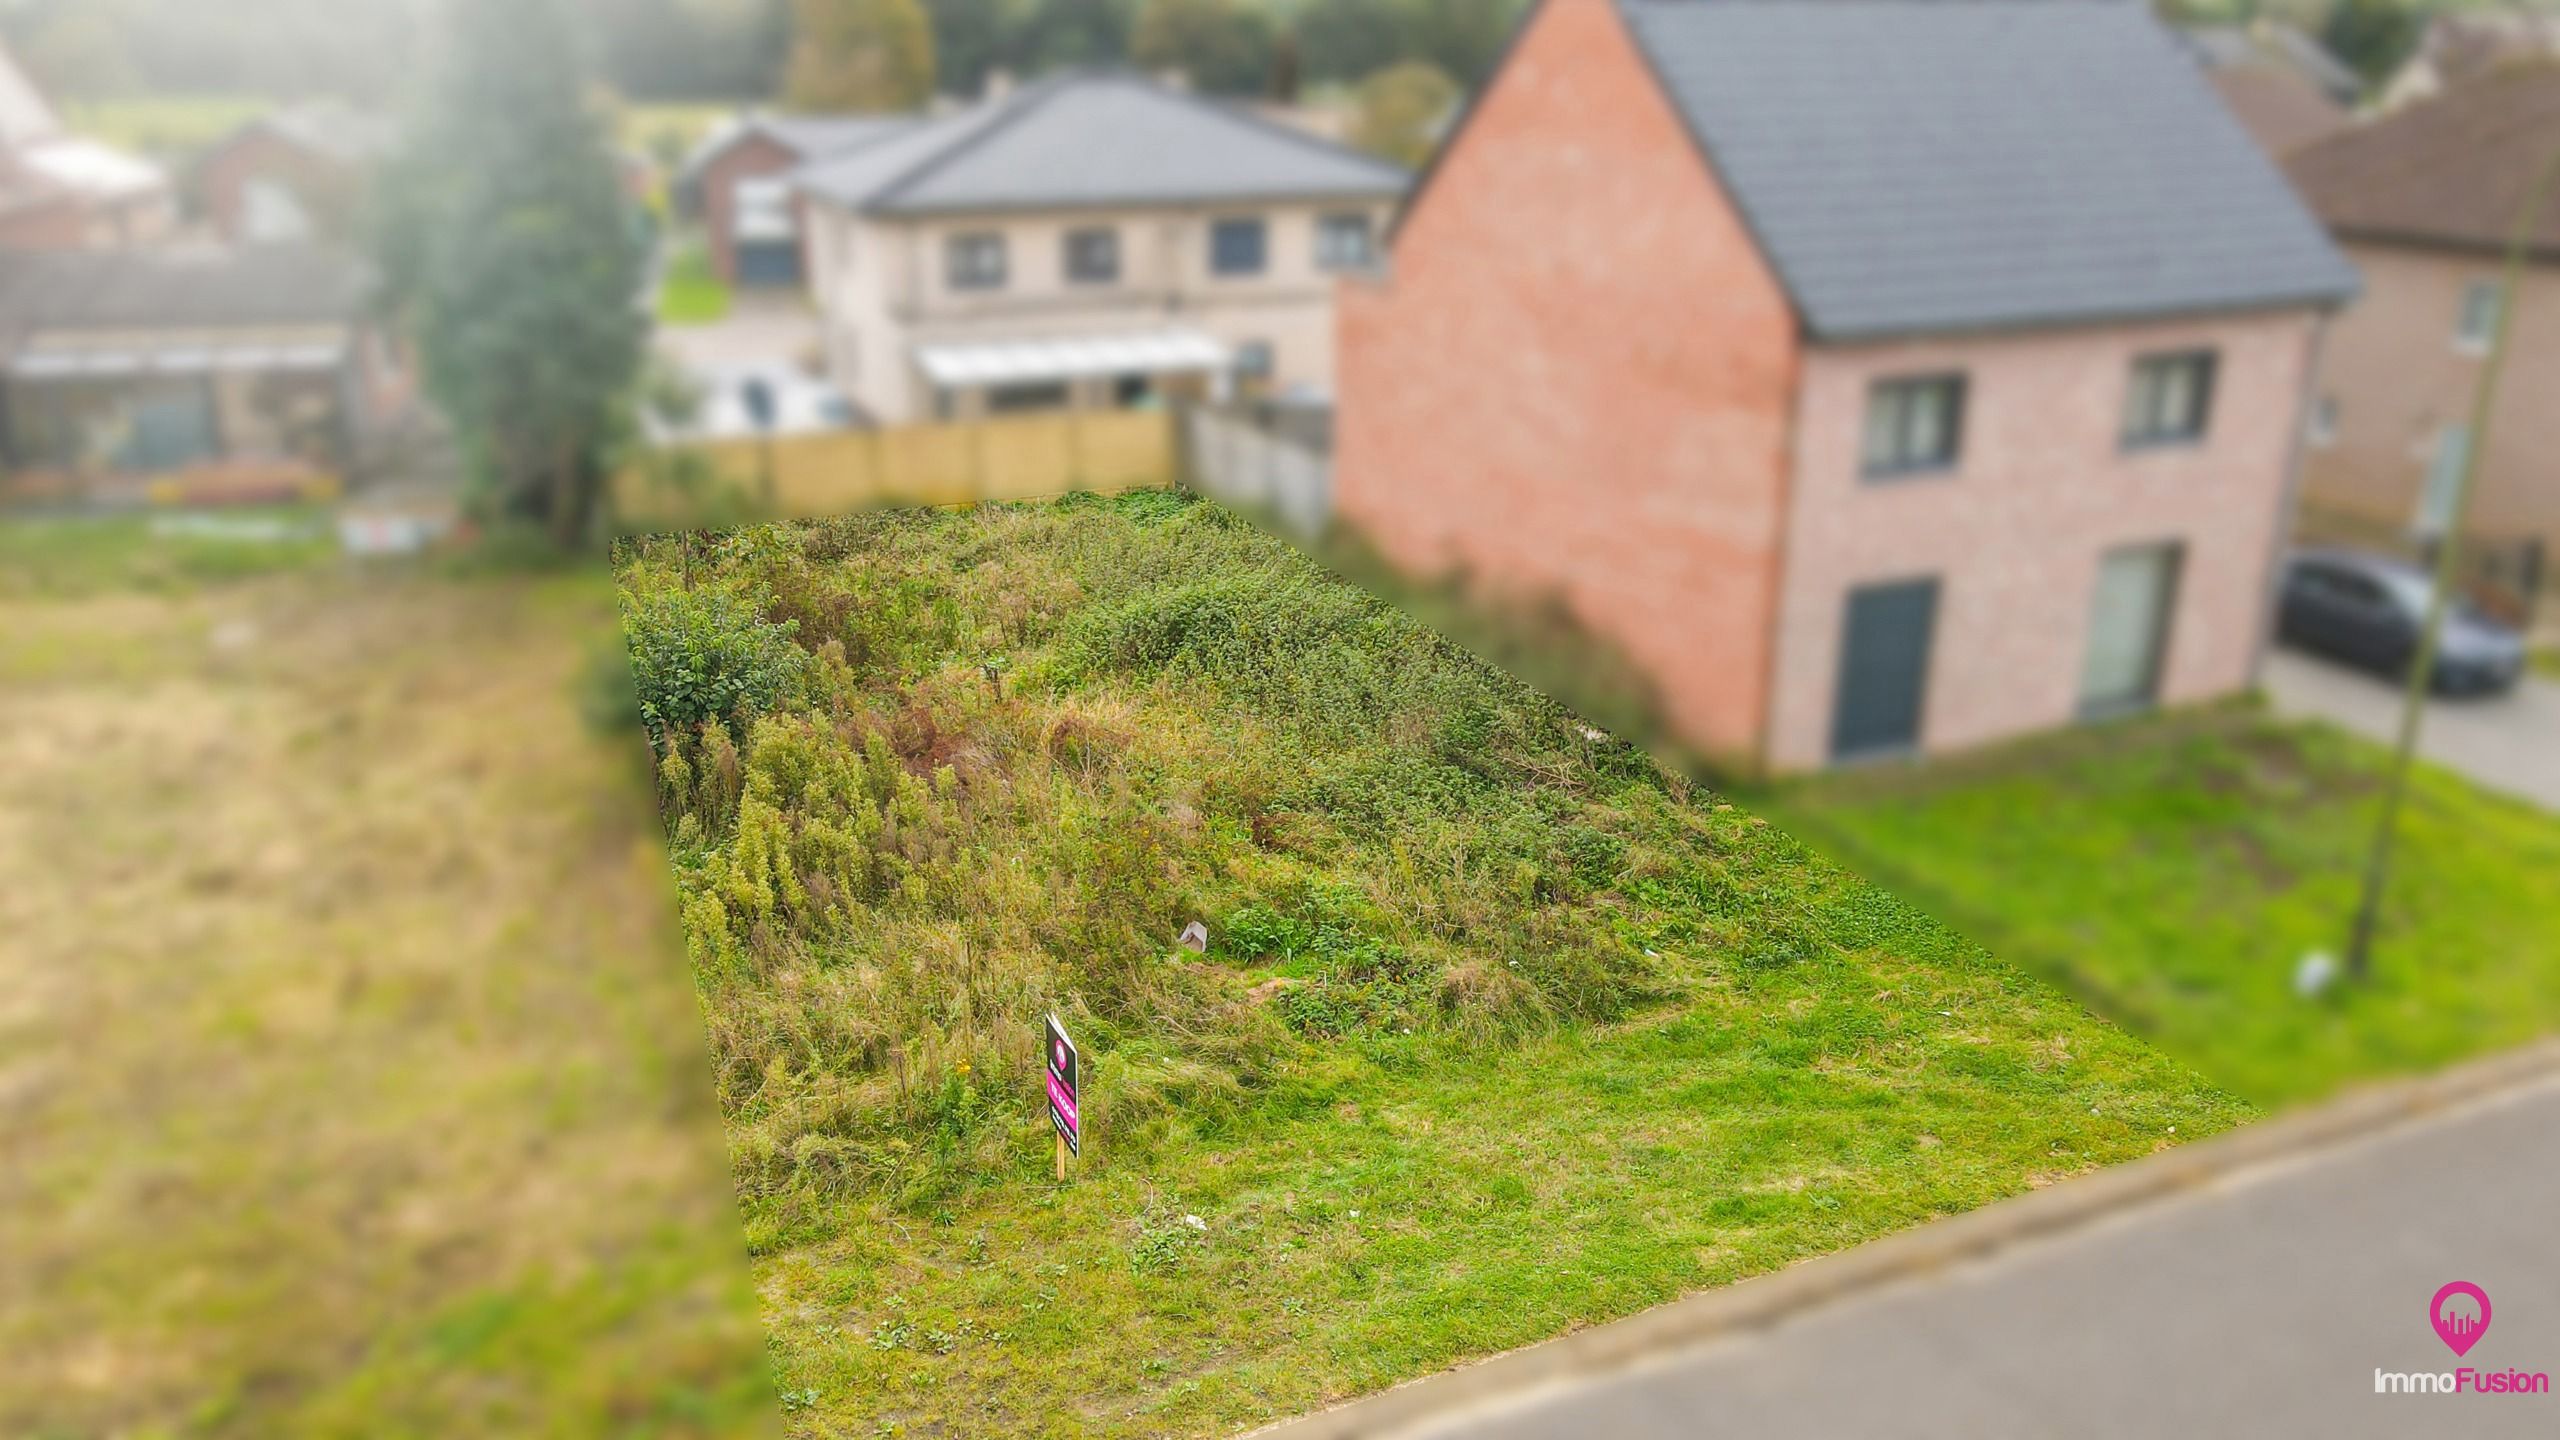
[2322,0,2421,90]
[1013,0,1130,72]
[1404,0,1514,88]
[928,0,1010,97]
[375,0,647,545]
[1130,0,1274,94]
[785,0,935,110]
[1351,58,1457,169]
[1294,0,1407,86]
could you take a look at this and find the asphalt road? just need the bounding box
[1411,1071,2560,1440]
[2263,647,2560,813]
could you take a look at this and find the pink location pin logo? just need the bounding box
[2431,1282,2491,1357]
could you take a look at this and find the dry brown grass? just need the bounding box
[0,550,774,1437]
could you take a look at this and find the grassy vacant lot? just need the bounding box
[617,495,2245,1437]
[0,520,773,1437]
[62,95,269,154]
[659,239,735,326]
[1777,709,2560,1107]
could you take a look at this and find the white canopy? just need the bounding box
[913,329,1230,388]
[9,326,349,379]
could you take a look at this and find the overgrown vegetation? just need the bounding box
[618,494,2247,1435]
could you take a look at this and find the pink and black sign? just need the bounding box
[1046,1013,1079,1156]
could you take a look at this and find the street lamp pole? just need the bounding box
[2344,140,2560,980]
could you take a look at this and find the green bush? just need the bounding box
[619,585,807,744]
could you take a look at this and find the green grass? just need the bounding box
[0,508,337,599]
[617,495,2245,1436]
[657,240,733,326]
[1776,708,2560,1108]
[62,94,269,155]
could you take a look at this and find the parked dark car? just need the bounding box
[2276,548,2527,694]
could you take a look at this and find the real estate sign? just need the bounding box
[1045,1013,1079,1157]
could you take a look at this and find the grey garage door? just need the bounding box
[1831,577,1940,762]
[735,240,802,288]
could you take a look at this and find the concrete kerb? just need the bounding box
[1250,1037,2560,1440]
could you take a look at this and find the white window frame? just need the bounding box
[945,231,1007,292]
[1315,212,1375,271]
[1860,373,1965,479]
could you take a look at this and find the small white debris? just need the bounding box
[2168,1126,2177,1134]
[1644,949,1660,958]
[2294,951,2339,999]
[1181,1214,1207,1232]
[1347,1209,1360,1219]
[1578,726,1608,743]
[1177,921,1210,954]
[1938,1010,1952,1017]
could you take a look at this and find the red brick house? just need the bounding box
[192,103,393,246]
[678,114,911,287]
[0,43,173,251]
[1336,0,2356,773]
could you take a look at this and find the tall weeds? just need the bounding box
[617,495,1720,1222]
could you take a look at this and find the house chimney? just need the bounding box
[982,68,1014,102]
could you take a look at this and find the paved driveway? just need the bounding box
[2263,647,2560,812]
[654,292,822,373]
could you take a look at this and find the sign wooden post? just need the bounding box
[1044,1014,1079,1182]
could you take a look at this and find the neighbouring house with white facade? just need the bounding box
[790,70,1408,425]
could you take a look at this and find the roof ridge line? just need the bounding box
[860,72,1086,214]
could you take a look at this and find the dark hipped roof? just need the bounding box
[1615,0,2356,341]
[0,245,369,343]
[795,70,1408,215]
[2285,62,2560,259]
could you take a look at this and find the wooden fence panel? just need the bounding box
[614,410,1176,531]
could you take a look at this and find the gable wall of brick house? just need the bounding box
[1762,310,2322,772]
[698,131,803,286]
[196,130,351,243]
[1333,0,1800,766]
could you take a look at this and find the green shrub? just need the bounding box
[620,585,807,744]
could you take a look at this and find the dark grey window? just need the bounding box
[987,381,1070,413]
[1234,339,1275,380]
[1831,576,1940,761]
[1063,227,1118,284]
[1210,217,1267,276]
[1861,374,1964,478]
[2122,350,2215,447]
[945,232,1006,291]
[1315,212,1375,270]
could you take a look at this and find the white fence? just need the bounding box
[1181,404,1332,539]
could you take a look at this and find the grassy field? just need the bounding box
[0,517,774,1437]
[1776,708,2560,1108]
[659,239,735,326]
[617,495,2246,1437]
[62,94,268,155]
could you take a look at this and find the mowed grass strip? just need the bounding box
[1778,708,2560,1107]
[615,494,2243,1437]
